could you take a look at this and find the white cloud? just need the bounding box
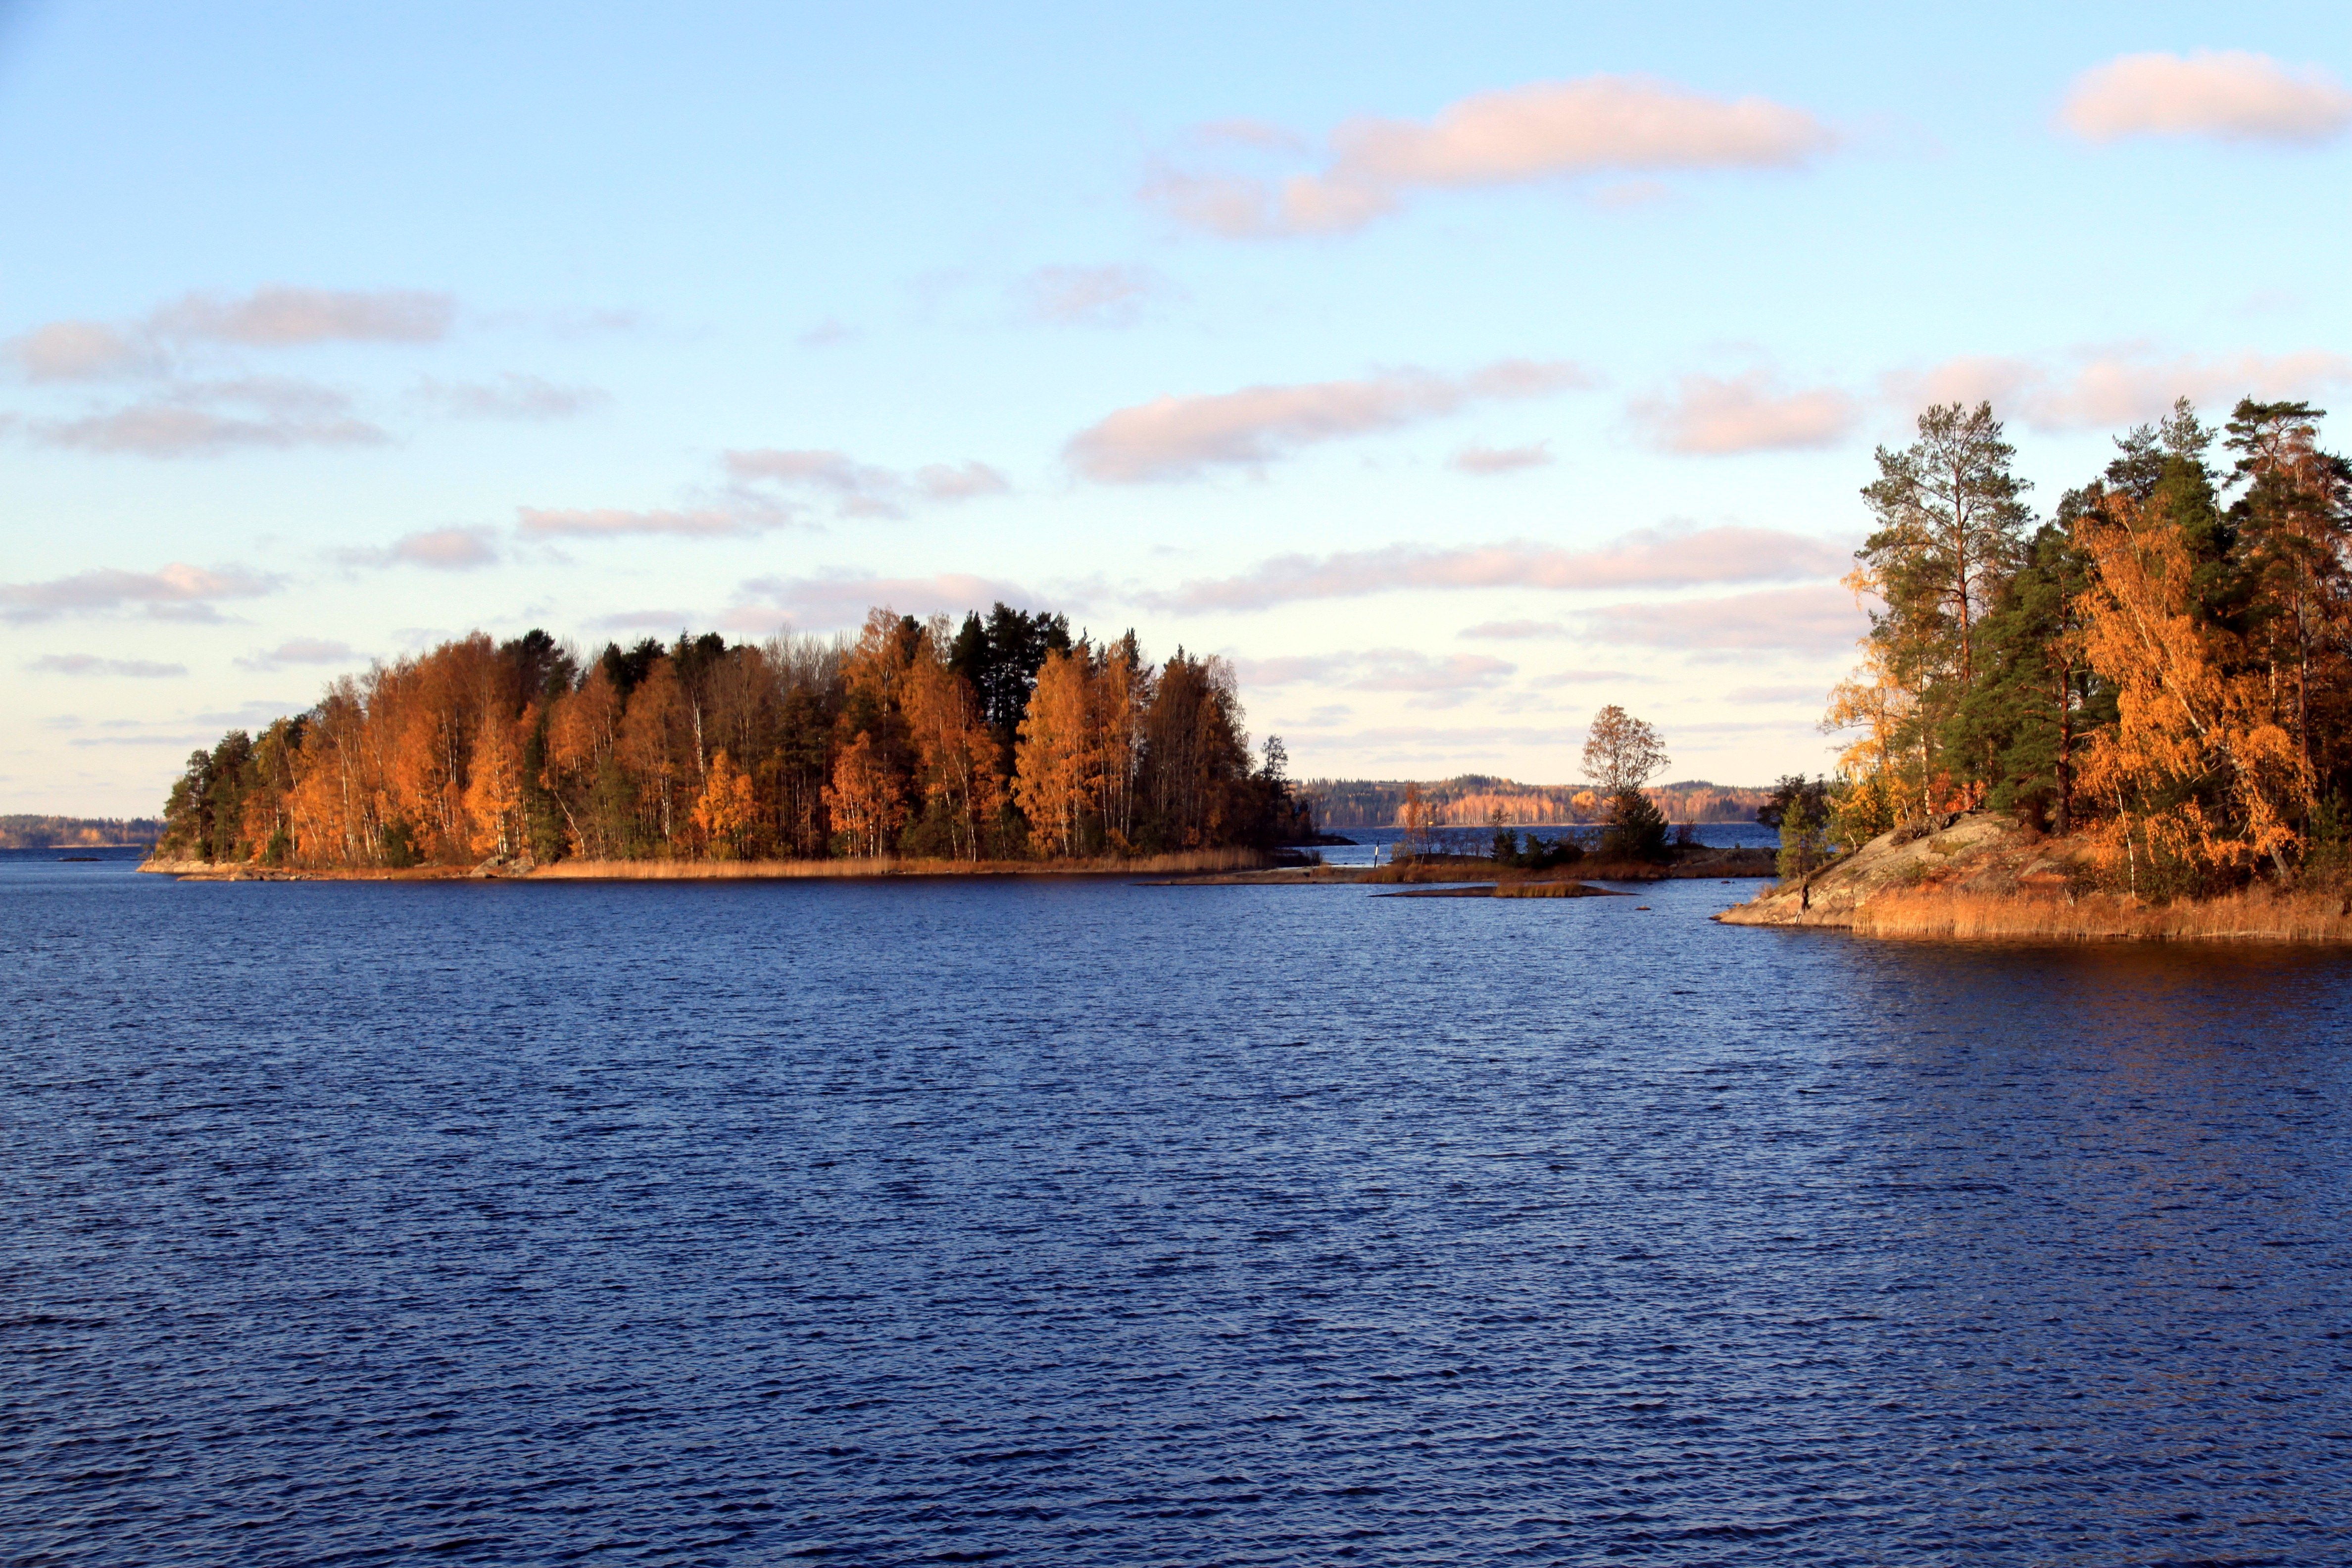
[1143,526,1851,613]
[2061,51,2352,145]
[1150,74,1835,237]
[0,562,278,623]
[1630,371,1858,453]
[27,654,188,678]
[1449,441,1553,475]
[1068,359,1586,482]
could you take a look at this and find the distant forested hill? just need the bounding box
[1300,777,1768,829]
[0,815,164,848]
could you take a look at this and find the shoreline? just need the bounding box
[1718,813,2352,944]
[139,848,1277,883]
[140,843,1781,888]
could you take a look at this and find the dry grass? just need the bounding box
[1852,886,2352,944]
[1493,879,1619,899]
[526,848,1270,882]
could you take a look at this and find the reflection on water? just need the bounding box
[3,858,2347,1564]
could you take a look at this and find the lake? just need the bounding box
[5,852,2349,1564]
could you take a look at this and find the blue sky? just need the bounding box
[7,1,2352,814]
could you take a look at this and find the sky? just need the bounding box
[6,1,2352,815]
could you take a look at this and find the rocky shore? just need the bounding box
[1718,812,2352,943]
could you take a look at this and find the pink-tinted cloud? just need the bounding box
[1017,264,1173,327]
[1235,647,1517,709]
[1068,359,1586,482]
[1145,526,1849,612]
[1459,619,1568,639]
[31,376,387,457]
[798,317,857,348]
[35,404,385,457]
[389,528,498,570]
[914,461,1013,501]
[515,506,749,539]
[1450,441,1553,475]
[1727,684,1825,703]
[8,321,159,381]
[147,286,455,346]
[1890,348,2352,432]
[1580,584,1864,654]
[2061,51,2352,145]
[1630,371,1858,453]
[28,654,187,678]
[7,287,454,388]
[0,562,278,623]
[731,571,1039,631]
[1150,75,1834,237]
[588,609,701,632]
[415,374,607,421]
[724,448,1012,518]
[236,638,358,671]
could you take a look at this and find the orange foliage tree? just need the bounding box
[2077,488,2311,887]
[1013,646,1096,856]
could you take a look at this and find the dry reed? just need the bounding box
[1493,879,1617,899]
[1852,886,2352,943]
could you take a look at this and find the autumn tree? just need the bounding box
[1581,704,1667,791]
[1013,645,1096,856]
[1579,705,1669,861]
[462,704,528,858]
[690,748,757,859]
[904,637,1003,861]
[825,730,905,858]
[2077,487,2309,890]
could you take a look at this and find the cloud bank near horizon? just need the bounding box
[1141,526,1851,613]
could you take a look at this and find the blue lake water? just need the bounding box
[5,852,2350,1564]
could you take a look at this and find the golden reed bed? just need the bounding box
[1847,887,2352,944]
[521,848,1269,881]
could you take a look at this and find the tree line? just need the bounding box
[157,604,1312,868]
[1819,395,2352,897]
